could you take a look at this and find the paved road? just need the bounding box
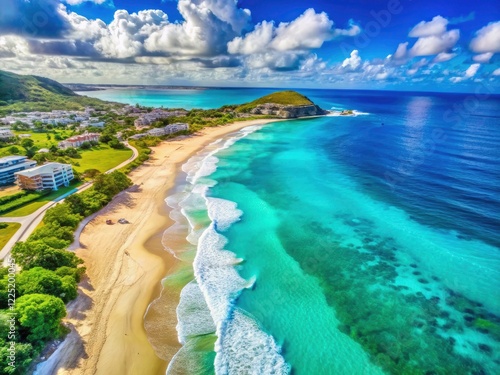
[0,143,138,263]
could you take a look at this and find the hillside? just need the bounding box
[0,70,119,115]
[237,90,326,118]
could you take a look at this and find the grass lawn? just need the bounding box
[0,129,76,157]
[0,223,21,250]
[1,182,82,217]
[75,145,133,173]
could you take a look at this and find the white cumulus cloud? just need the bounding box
[465,63,480,78]
[470,21,500,53]
[409,15,449,37]
[433,52,456,63]
[96,10,169,58]
[391,42,409,62]
[472,52,493,63]
[342,50,361,70]
[409,29,460,56]
[63,0,108,5]
[228,9,336,54]
[144,0,251,57]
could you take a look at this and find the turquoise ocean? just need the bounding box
[82,88,500,374]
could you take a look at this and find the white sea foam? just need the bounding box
[216,309,291,375]
[206,197,243,231]
[167,124,289,374]
[328,109,370,117]
[194,223,290,374]
[176,281,216,344]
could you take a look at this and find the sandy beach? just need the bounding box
[38,119,281,375]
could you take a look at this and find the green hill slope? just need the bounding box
[0,70,118,115]
[237,90,314,112]
[0,70,76,102]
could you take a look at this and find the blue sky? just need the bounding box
[0,0,499,92]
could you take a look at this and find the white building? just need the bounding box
[134,110,188,128]
[145,123,189,137]
[58,132,100,149]
[166,123,189,133]
[15,163,74,191]
[0,128,14,140]
[0,156,37,185]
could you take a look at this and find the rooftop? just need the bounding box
[0,155,27,163]
[15,162,71,177]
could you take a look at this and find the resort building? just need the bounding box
[15,162,74,191]
[133,110,188,128]
[166,123,189,133]
[0,156,37,185]
[130,123,189,140]
[146,123,189,137]
[58,132,100,149]
[0,128,14,140]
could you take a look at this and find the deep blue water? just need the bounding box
[95,87,500,373]
[303,90,500,248]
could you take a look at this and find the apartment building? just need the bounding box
[58,133,100,149]
[0,156,37,185]
[15,163,74,191]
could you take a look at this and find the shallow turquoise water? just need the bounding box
[205,110,500,373]
[154,89,500,374]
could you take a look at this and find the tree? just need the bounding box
[109,138,124,149]
[16,294,66,344]
[49,144,58,153]
[30,223,74,243]
[99,133,112,143]
[25,147,36,158]
[8,146,19,155]
[43,204,82,229]
[32,153,49,164]
[16,267,67,300]
[93,171,132,200]
[12,241,83,271]
[55,266,85,283]
[60,276,77,301]
[64,147,79,158]
[20,139,34,148]
[0,341,35,375]
[82,169,101,179]
[0,276,11,309]
[80,141,91,150]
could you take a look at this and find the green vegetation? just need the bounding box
[1,183,81,217]
[65,171,132,216]
[0,128,73,158]
[75,145,132,173]
[0,223,21,250]
[0,70,120,116]
[120,138,157,174]
[0,70,75,102]
[0,190,52,215]
[236,90,313,113]
[0,171,132,372]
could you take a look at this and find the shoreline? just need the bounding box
[38,118,284,375]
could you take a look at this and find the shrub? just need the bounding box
[16,294,66,344]
[12,241,83,271]
[43,204,82,229]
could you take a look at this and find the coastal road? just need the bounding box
[0,143,138,264]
